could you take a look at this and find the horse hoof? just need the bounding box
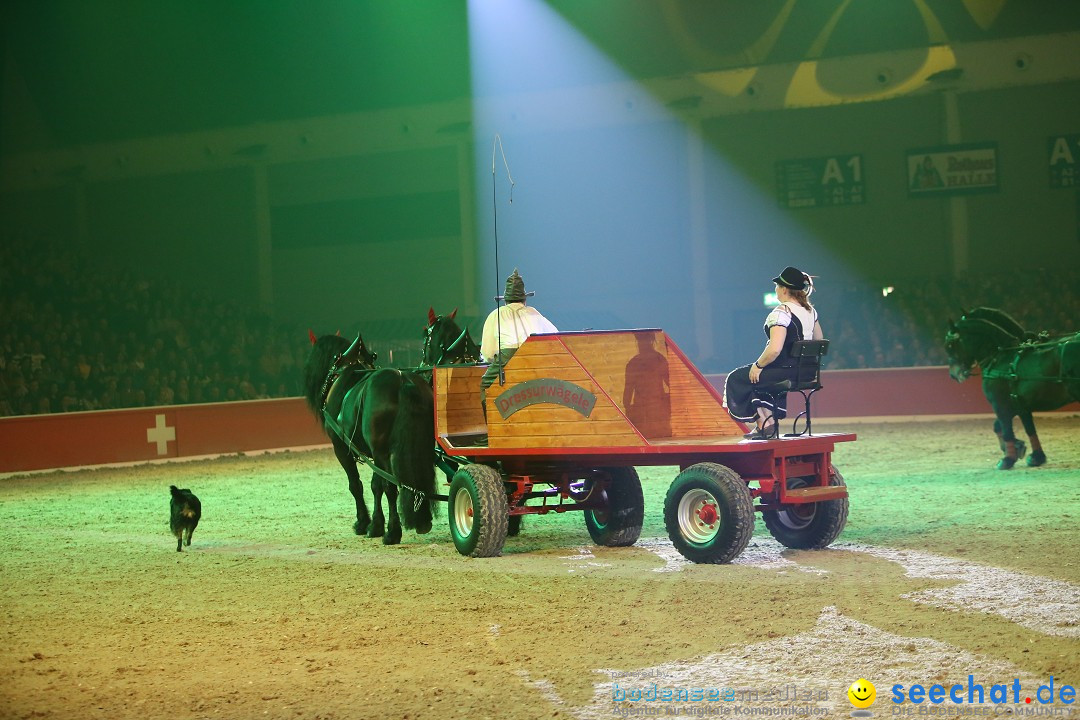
[353,520,369,535]
[997,457,1017,470]
[1027,450,1047,467]
[383,531,402,545]
[415,519,433,535]
[366,524,384,539]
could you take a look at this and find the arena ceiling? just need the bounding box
[3,0,1080,150]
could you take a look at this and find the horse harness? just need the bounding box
[319,367,447,507]
[317,339,377,411]
[979,333,1080,402]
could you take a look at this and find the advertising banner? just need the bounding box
[907,143,998,197]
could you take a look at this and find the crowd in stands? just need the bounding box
[825,269,1077,369]
[2,233,1076,417]
[0,236,308,417]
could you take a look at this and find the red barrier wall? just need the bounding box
[1,368,1076,474]
[0,398,327,474]
[707,366,1009,419]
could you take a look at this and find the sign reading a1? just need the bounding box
[776,154,864,209]
[1048,134,1080,188]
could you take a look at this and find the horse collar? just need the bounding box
[317,358,342,411]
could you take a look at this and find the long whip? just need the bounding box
[492,134,514,385]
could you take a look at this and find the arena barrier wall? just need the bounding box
[707,366,1079,422]
[1,367,1077,474]
[0,398,328,474]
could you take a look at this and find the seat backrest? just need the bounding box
[789,339,829,390]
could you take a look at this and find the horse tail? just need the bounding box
[391,371,438,528]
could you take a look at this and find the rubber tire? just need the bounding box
[448,464,509,557]
[583,467,644,547]
[762,466,848,549]
[664,463,754,564]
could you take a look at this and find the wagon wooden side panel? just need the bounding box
[663,337,744,440]
[489,330,744,446]
[435,331,751,451]
[434,365,487,441]
[559,330,668,440]
[484,335,644,449]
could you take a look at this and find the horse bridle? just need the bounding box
[945,331,981,370]
[424,321,478,367]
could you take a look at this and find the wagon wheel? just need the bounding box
[448,464,509,557]
[664,463,754,564]
[583,467,644,547]
[762,466,848,549]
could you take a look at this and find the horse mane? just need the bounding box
[303,334,349,415]
[961,307,1027,341]
[954,315,1020,351]
[458,327,480,357]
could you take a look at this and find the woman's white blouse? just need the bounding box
[764,302,817,341]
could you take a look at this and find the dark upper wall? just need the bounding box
[84,168,258,302]
[698,80,1080,284]
[2,1,1079,369]
[4,0,1080,150]
[693,79,1080,366]
[962,82,1080,270]
[2,76,1077,366]
[1,0,472,149]
[267,146,467,330]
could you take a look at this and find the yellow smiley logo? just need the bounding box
[848,678,876,709]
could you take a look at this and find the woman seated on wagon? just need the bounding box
[724,266,824,439]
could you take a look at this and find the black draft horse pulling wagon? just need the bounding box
[304,333,440,545]
[429,328,855,562]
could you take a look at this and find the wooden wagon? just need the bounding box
[432,329,855,561]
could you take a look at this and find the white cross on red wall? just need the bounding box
[146,414,175,455]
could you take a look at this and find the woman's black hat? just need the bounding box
[772,266,808,291]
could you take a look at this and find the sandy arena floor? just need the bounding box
[1,416,1078,720]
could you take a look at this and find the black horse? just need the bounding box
[422,307,481,368]
[303,333,437,542]
[945,307,1080,469]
